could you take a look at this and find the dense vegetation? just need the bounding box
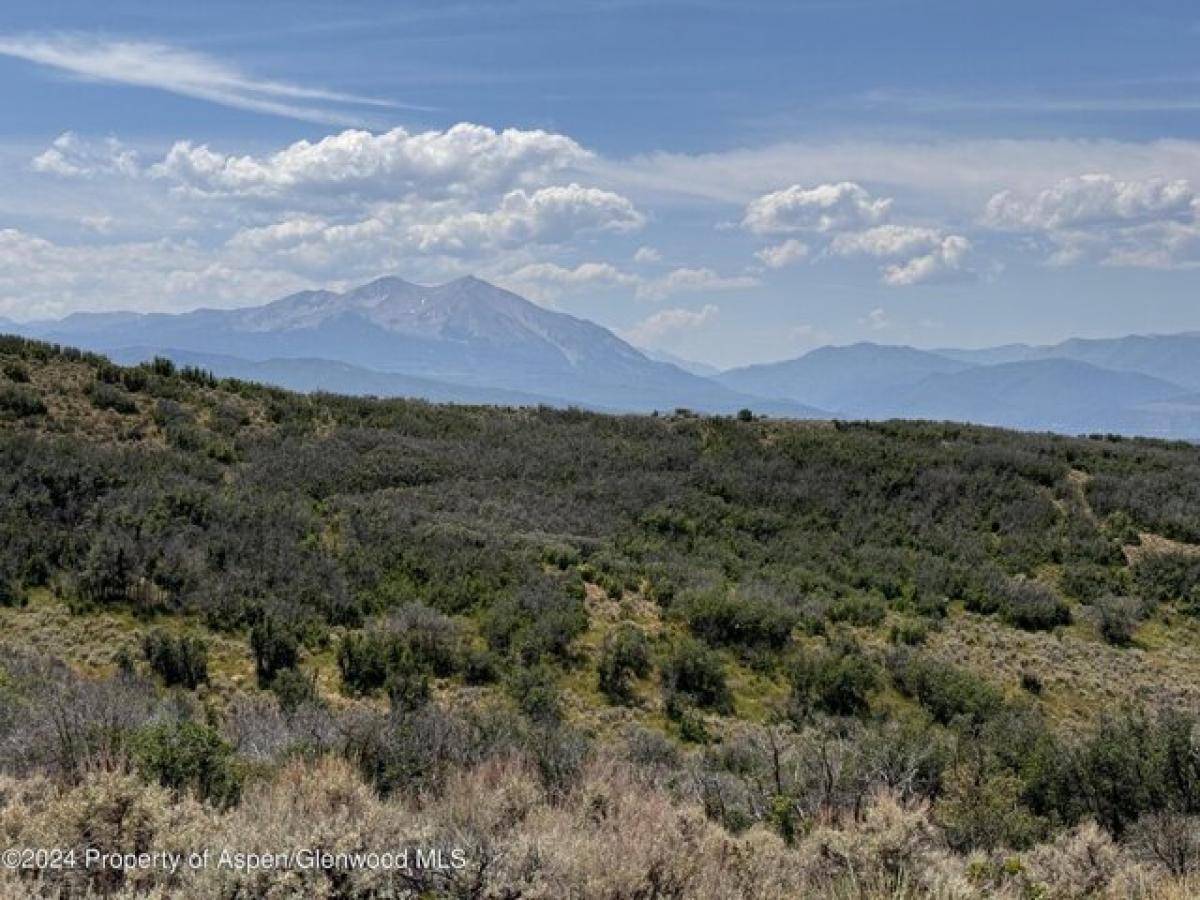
[2,334,1200,897]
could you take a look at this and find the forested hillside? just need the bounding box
[2,334,1200,898]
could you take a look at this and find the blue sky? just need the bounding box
[1,0,1199,366]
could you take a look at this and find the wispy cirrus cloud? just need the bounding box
[0,34,419,124]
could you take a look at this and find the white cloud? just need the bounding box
[859,308,891,330]
[830,224,973,286]
[218,184,643,276]
[0,35,402,125]
[830,224,943,258]
[226,216,331,251]
[407,184,644,252]
[633,245,662,263]
[882,235,972,286]
[984,174,1196,231]
[498,261,639,302]
[504,261,637,287]
[984,174,1200,268]
[742,182,892,235]
[624,303,719,347]
[636,267,759,301]
[754,238,810,268]
[31,131,140,178]
[497,260,760,306]
[79,214,115,234]
[593,138,1200,211]
[150,124,589,199]
[0,227,309,319]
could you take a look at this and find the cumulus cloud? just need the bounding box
[31,131,140,178]
[830,224,973,286]
[495,260,759,306]
[633,245,662,263]
[624,303,719,347]
[754,238,810,268]
[498,261,639,302]
[504,261,637,287]
[984,174,1196,231]
[150,124,589,199]
[881,235,972,286]
[636,267,759,301]
[0,227,308,319]
[219,184,643,276]
[741,182,892,234]
[984,174,1200,268]
[0,34,403,125]
[830,224,943,258]
[407,184,643,251]
[225,216,331,251]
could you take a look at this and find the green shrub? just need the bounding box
[677,706,711,743]
[597,624,651,705]
[180,365,217,388]
[483,576,588,664]
[462,646,500,685]
[678,588,797,651]
[1094,595,1142,646]
[269,667,320,713]
[88,381,138,415]
[2,360,31,383]
[542,543,581,569]
[828,592,887,627]
[1061,562,1126,602]
[892,653,1003,725]
[661,637,732,714]
[120,367,149,392]
[997,578,1071,631]
[1134,553,1200,613]
[0,577,27,608]
[937,767,1043,851]
[789,640,879,718]
[1046,710,1200,838]
[0,383,46,417]
[889,618,930,646]
[337,604,462,696]
[150,356,176,377]
[133,720,242,807]
[507,664,563,724]
[337,631,391,695]
[141,630,208,689]
[385,655,431,713]
[250,617,300,687]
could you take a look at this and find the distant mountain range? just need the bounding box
[6,275,1200,439]
[716,339,1200,438]
[10,276,820,417]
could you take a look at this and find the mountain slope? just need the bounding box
[17,276,822,418]
[892,358,1190,434]
[939,333,1200,391]
[718,343,976,411]
[640,347,722,377]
